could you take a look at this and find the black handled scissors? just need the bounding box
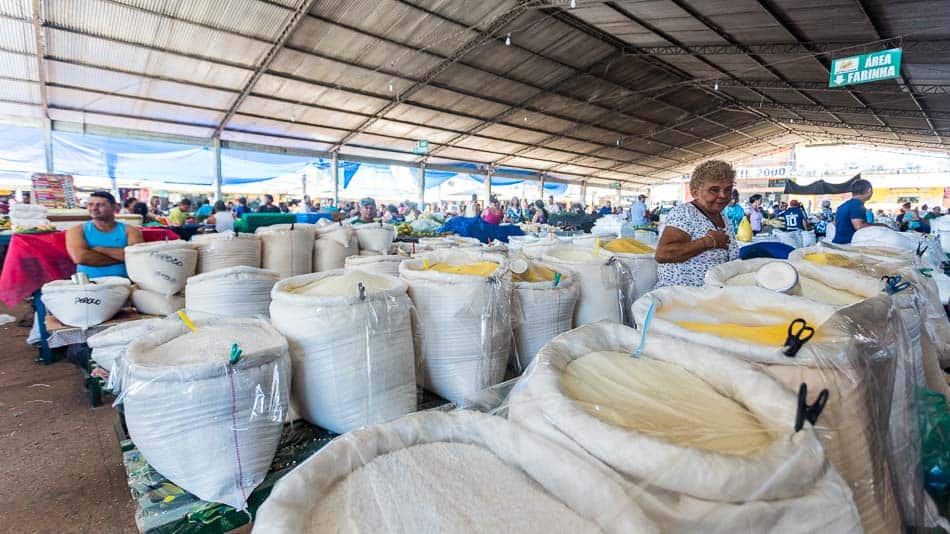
[783,318,814,357]
[882,275,911,294]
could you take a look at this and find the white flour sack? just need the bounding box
[252,410,657,534]
[343,254,405,277]
[41,276,130,328]
[507,322,861,533]
[632,286,939,532]
[191,231,261,273]
[269,270,415,434]
[542,246,623,325]
[185,266,278,318]
[255,224,315,279]
[314,223,358,272]
[130,287,184,316]
[399,250,512,405]
[511,262,577,372]
[118,317,290,510]
[354,223,395,253]
[705,258,882,307]
[124,241,197,295]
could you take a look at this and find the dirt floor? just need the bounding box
[0,301,137,534]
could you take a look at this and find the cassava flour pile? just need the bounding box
[308,442,601,533]
[252,410,657,534]
[562,351,776,457]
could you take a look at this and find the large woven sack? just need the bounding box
[41,276,130,328]
[119,317,291,510]
[508,322,861,533]
[130,287,184,316]
[633,286,941,532]
[600,246,657,326]
[255,224,315,279]
[253,410,657,534]
[511,262,577,372]
[192,231,261,273]
[542,246,622,325]
[269,271,415,434]
[185,266,278,318]
[399,250,511,404]
[773,229,803,249]
[124,241,197,295]
[343,254,405,277]
[314,224,358,272]
[354,223,395,253]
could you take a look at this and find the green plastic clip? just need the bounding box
[229,343,242,365]
[553,271,561,287]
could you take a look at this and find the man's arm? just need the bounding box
[65,225,120,266]
[94,225,144,261]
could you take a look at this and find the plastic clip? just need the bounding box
[795,383,829,432]
[229,343,242,365]
[918,267,934,278]
[290,223,295,231]
[783,318,814,357]
[357,282,366,301]
[917,241,929,257]
[882,275,911,295]
[553,272,561,288]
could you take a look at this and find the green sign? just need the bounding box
[829,48,902,88]
[609,182,622,190]
[413,139,428,155]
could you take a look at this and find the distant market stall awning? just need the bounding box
[784,174,861,195]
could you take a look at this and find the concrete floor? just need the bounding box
[0,302,137,534]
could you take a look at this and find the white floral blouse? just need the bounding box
[656,202,739,288]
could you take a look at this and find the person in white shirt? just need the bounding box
[463,194,480,218]
[207,200,234,233]
[545,195,561,214]
[630,194,649,226]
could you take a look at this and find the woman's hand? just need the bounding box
[705,229,728,249]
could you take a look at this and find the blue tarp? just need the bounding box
[0,124,46,173]
[436,216,525,243]
[0,124,565,192]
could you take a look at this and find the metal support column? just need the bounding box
[331,152,339,206]
[580,181,587,207]
[42,118,53,173]
[301,172,307,199]
[484,166,493,203]
[212,137,222,201]
[418,162,426,206]
[537,174,545,200]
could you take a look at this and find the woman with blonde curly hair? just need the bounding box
[654,160,739,287]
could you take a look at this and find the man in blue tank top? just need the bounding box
[66,191,143,278]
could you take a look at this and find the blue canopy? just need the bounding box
[0,124,46,173]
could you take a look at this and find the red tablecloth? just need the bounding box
[0,227,179,307]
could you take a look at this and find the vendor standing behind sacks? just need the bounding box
[66,191,144,278]
[654,160,738,288]
[832,178,886,244]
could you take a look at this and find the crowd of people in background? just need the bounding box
[115,186,945,240]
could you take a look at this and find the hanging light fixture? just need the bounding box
[714,81,719,91]
[570,0,576,8]
[388,80,394,92]
[505,33,511,46]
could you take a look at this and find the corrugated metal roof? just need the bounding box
[0,17,35,54]
[0,0,945,183]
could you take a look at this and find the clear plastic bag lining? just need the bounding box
[632,285,943,531]
[399,250,512,406]
[541,247,623,326]
[269,270,416,435]
[504,321,863,533]
[510,261,578,373]
[116,316,291,511]
[252,410,658,534]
